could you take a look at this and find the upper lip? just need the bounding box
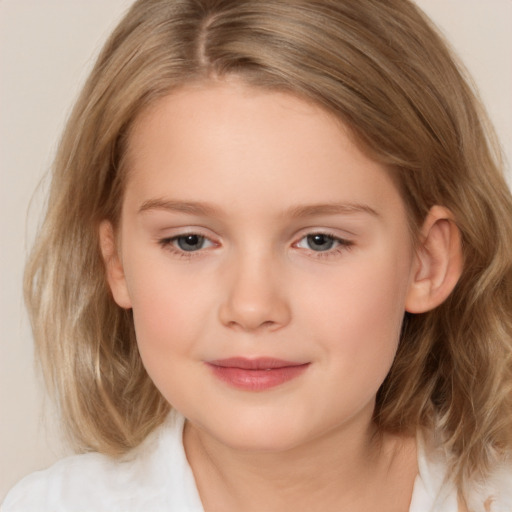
[207,357,308,370]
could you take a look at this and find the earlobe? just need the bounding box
[405,206,463,314]
[99,220,132,309]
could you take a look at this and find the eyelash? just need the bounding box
[158,233,216,259]
[295,233,354,258]
[158,232,354,259]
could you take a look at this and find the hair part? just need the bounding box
[24,0,512,495]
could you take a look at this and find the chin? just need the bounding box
[204,414,316,453]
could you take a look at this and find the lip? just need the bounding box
[206,357,310,391]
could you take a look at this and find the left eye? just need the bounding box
[296,234,341,252]
[171,234,214,252]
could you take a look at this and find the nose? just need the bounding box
[218,252,292,332]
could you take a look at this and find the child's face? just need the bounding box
[107,80,418,451]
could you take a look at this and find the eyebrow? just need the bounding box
[138,198,379,218]
[286,203,379,218]
[138,198,221,216]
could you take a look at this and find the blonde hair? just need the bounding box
[25,0,512,494]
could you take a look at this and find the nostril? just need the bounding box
[217,265,292,331]
[219,302,291,332]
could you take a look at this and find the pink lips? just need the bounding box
[206,357,310,391]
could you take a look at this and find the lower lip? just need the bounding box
[207,364,310,391]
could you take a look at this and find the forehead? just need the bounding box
[122,80,406,221]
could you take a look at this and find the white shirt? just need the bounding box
[3,412,512,511]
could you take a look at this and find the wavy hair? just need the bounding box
[24,0,512,495]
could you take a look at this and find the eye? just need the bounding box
[297,233,336,251]
[161,234,215,252]
[295,233,352,253]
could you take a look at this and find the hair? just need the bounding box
[24,0,512,498]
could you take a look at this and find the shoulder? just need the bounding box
[413,429,512,512]
[2,451,135,511]
[1,412,203,512]
[469,463,512,512]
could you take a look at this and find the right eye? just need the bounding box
[160,234,215,253]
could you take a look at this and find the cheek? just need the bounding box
[302,250,412,380]
[131,286,207,345]
[128,278,209,409]
[122,251,213,377]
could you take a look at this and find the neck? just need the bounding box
[183,407,417,512]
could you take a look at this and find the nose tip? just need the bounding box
[219,305,286,332]
[218,265,291,332]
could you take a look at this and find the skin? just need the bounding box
[101,79,462,511]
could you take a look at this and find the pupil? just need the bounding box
[308,234,334,251]
[178,235,203,251]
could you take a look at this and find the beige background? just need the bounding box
[1,0,511,501]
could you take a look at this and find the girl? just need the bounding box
[3,0,512,510]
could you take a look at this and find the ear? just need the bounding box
[99,220,132,309]
[405,206,463,314]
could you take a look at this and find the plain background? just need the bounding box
[1,0,511,501]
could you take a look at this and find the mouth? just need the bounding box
[206,357,310,391]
